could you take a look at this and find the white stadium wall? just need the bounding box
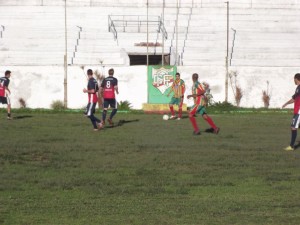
[0,0,299,110]
[0,65,298,109]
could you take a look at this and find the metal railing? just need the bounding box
[108,15,118,41]
[0,25,5,38]
[230,28,236,66]
[108,15,168,40]
[71,26,82,65]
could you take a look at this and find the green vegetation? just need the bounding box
[50,100,65,110]
[0,110,300,225]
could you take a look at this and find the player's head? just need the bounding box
[294,73,300,85]
[175,72,180,80]
[87,69,93,76]
[192,73,198,82]
[108,68,114,76]
[5,70,11,78]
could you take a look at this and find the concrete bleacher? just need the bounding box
[0,1,299,67]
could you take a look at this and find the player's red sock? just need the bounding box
[204,116,217,129]
[178,108,182,118]
[189,116,199,132]
[170,106,175,116]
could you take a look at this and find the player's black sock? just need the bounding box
[290,130,297,147]
[110,109,117,119]
[102,110,107,121]
[7,113,11,118]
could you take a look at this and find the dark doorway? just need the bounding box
[129,54,170,66]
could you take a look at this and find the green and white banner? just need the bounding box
[147,66,177,103]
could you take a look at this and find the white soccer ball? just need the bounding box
[163,114,169,120]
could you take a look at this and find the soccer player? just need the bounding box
[0,70,12,120]
[167,72,185,120]
[282,73,300,151]
[83,69,102,131]
[100,68,118,126]
[187,73,220,135]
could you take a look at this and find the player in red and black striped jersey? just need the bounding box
[282,73,300,150]
[0,70,12,120]
[83,69,102,131]
[100,68,119,126]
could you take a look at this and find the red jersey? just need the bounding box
[192,81,206,105]
[0,77,10,97]
[292,85,300,114]
[87,77,99,103]
[101,76,118,99]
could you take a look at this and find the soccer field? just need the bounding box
[1,111,300,224]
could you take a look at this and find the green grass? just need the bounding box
[0,111,300,225]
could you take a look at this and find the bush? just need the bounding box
[210,101,237,111]
[118,100,132,111]
[19,98,26,108]
[51,100,65,110]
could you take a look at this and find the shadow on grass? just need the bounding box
[12,115,33,120]
[105,119,140,129]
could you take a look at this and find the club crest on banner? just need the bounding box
[152,67,174,94]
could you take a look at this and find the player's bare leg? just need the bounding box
[7,104,12,120]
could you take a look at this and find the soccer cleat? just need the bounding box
[170,115,176,120]
[107,118,114,126]
[205,128,214,133]
[7,116,12,120]
[284,146,294,151]
[177,117,181,120]
[214,127,220,134]
[193,130,201,135]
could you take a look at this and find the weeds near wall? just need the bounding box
[229,70,243,107]
[51,100,65,110]
[19,98,26,108]
[262,81,271,108]
[118,100,132,111]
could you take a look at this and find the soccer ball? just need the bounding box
[163,114,169,120]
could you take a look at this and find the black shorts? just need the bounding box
[103,98,117,109]
[0,96,8,104]
[291,114,300,129]
[85,102,97,116]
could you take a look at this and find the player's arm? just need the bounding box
[187,85,205,99]
[181,81,185,98]
[282,98,294,108]
[114,78,119,94]
[166,83,174,97]
[4,80,10,94]
[83,88,96,94]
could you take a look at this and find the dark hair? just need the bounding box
[294,73,300,81]
[192,73,198,79]
[5,70,11,76]
[87,69,93,76]
[108,68,114,76]
[176,72,180,76]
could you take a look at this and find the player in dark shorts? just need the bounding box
[83,69,102,131]
[100,68,119,126]
[0,70,12,120]
[282,73,300,151]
